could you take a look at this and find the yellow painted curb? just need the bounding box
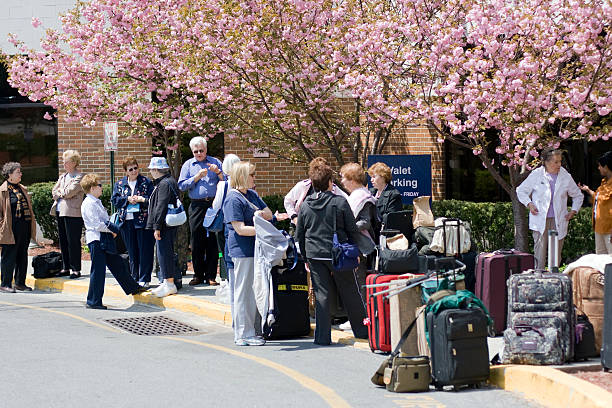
[25,276,363,348]
[489,365,612,408]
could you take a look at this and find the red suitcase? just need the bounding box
[365,274,414,352]
[475,249,534,334]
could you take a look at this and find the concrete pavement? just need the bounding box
[19,256,612,407]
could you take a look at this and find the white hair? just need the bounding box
[189,136,207,151]
[222,154,241,175]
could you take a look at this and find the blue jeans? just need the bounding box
[87,240,140,307]
[121,219,155,283]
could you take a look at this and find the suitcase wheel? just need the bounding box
[604,367,610,373]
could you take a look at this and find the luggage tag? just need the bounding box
[127,203,140,213]
[383,367,393,385]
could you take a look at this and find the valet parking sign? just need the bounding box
[367,155,432,205]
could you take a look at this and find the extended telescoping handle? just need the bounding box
[547,229,559,273]
[384,260,467,299]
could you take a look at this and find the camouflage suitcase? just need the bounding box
[503,271,574,364]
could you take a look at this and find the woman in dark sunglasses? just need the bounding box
[111,156,155,288]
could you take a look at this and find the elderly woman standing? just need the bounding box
[147,157,182,298]
[367,162,403,221]
[517,148,584,269]
[81,174,146,309]
[50,150,84,279]
[111,156,155,287]
[212,153,241,283]
[223,161,273,346]
[340,163,379,304]
[0,162,37,293]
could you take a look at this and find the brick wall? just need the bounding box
[57,115,152,184]
[57,115,444,200]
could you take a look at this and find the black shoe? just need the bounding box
[69,271,82,279]
[86,304,107,310]
[14,285,33,292]
[132,286,149,295]
[58,270,70,277]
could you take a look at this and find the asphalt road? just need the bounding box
[0,291,543,408]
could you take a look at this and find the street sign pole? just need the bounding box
[104,121,119,213]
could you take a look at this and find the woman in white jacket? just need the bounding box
[516,148,583,269]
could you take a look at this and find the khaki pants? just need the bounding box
[533,217,565,270]
[595,232,612,254]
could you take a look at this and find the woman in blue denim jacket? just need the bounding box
[111,157,155,288]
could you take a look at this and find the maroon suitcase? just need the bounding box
[365,274,414,352]
[475,250,534,334]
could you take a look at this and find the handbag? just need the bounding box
[165,183,187,227]
[378,243,419,274]
[372,308,431,393]
[203,182,228,232]
[331,206,360,271]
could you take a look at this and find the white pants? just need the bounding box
[595,233,612,254]
[232,257,261,341]
[532,218,565,270]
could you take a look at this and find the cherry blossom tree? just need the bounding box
[346,0,612,250]
[7,0,222,177]
[186,0,396,167]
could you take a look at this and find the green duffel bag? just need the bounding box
[384,355,431,393]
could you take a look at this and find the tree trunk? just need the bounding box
[509,190,530,252]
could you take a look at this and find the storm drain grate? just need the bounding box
[104,316,200,336]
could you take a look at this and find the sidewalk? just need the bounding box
[22,256,612,407]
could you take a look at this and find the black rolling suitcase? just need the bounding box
[602,264,612,372]
[263,258,311,340]
[427,308,490,390]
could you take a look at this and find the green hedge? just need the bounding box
[28,183,594,264]
[29,181,113,244]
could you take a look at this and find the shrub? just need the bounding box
[28,182,57,243]
[262,193,291,231]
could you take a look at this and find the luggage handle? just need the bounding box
[514,324,544,337]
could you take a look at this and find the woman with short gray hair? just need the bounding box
[0,162,38,292]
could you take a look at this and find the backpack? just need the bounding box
[32,251,63,279]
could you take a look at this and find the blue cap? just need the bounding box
[148,157,169,169]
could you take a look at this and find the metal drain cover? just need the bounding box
[105,316,200,336]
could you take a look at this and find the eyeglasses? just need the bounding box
[192,149,205,154]
[127,167,138,172]
[97,184,102,187]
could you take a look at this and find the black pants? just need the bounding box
[215,230,227,280]
[308,260,368,344]
[189,201,218,281]
[56,215,83,272]
[1,218,31,288]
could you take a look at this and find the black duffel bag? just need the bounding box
[379,243,419,274]
[31,251,63,279]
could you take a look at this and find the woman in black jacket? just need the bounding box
[368,162,403,221]
[145,157,181,298]
[296,163,374,345]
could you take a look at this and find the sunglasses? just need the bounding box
[192,149,205,154]
[97,184,102,187]
[127,167,138,172]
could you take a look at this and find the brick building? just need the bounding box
[56,116,445,201]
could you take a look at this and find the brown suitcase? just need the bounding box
[568,266,605,352]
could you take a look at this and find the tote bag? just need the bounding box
[203,182,228,232]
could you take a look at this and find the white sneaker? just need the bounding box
[339,321,352,331]
[151,283,165,295]
[154,282,177,297]
[245,336,266,346]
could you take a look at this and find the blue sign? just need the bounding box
[367,155,432,205]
